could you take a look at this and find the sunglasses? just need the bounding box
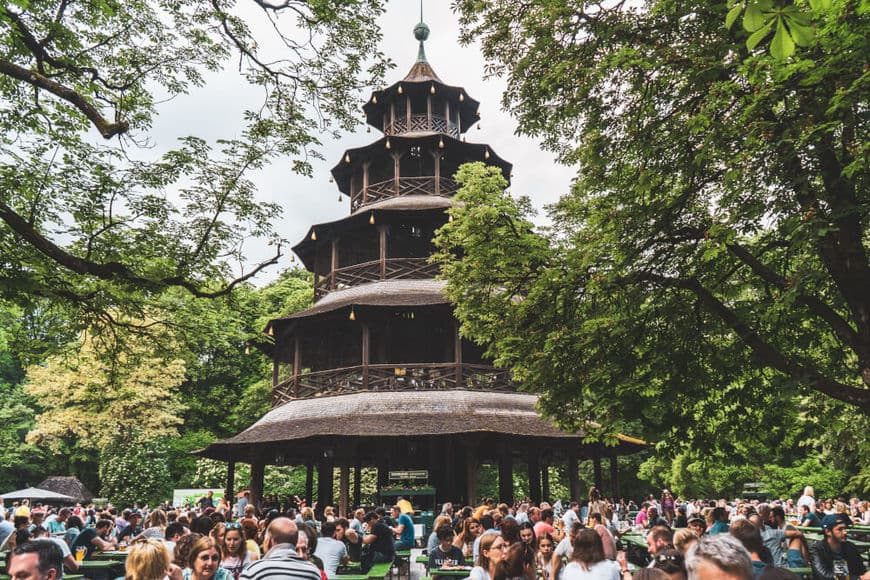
[226,523,242,529]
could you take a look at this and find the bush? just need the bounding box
[100,437,173,507]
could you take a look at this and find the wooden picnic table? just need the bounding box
[92,550,129,561]
[431,567,473,579]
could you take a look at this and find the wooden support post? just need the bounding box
[465,439,478,506]
[330,239,338,291]
[528,454,541,505]
[454,322,463,387]
[305,462,314,503]
[498,444,513,505]
[226,461,236,508]
[339,465,350,517]
[593,455,603,490]
[250,461,265,513]
[568,451,580,502]
[362,323,370,390]
[610,455,620,499]
[293,337,300,398]
[541,463,550,503]
[353,462,362,509]
[377,457,390,498]
[379,226,387,279]
[318,460,334,506]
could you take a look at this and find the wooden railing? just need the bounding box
[272,362,515,406]
[314,257,439,300]
[387,114,459,138]
[352,176,458,211]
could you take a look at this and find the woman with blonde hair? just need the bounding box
[672,528,698,555]
[138,510,169,541]
[125,539,182,580]
[428,514,454,552]
[184,536,231,580]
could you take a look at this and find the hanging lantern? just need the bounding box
[345,153,351,163]
[369,213,375,225]
[459,93,464,102]
[484,149,490,160]
[448,214,454,223]
[245,344,251,355]
[510,172,514,178]
[385,138,391,150]
[338,193,342,202]
[268,325,274,337]
[372,94,378,104]
[476,108,480,117]
[477,124,481,130]
[349,307,356,321]
[366,126,371,133]
[290,254,295,262]
[311,230,317,241]
[329,176,334,183]
[438,137,445,149]
[430,84,436,94]
[398,84,403,95]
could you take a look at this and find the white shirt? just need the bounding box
[563,560,620,580]
[562,509,579,530]
[796,495,815,512]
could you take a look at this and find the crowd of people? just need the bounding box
[0,485,868,580]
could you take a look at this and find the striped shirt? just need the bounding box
[240,544,322,580]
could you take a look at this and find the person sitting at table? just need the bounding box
[31,527,80,574]
[589,513,616,561]
[672,529,698,556]
[708,508,729,535]
[183,535,231,580]
[552,521,582,580]
[334,518,359,562]
[810,514,870,580]
[684,534,753,580]
[428,515,454,553]
[429,524,466,573]
[494,543,535,580]
[646,526,674,568]
[174,533,203,569]
[71,518,117,560]
[63,515,84,547]
[390,505,415,551]
[470,533,505,580]
[119,511,145,543]
[563,528,620,580]
[297,523,328,580]
[9,540,63,580]
[729,519,771,577]
[536,533,555,580]
[455,517,481,560]
[220,523,258,580]
[314,521,347,579]
[125,538,183,580]
[360,511,394,574]
[798,504,821,529]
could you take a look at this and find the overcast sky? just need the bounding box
[150,2,576,285]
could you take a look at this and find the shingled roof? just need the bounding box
[37,476,94,503]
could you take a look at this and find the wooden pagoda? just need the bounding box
[198,19,644,512]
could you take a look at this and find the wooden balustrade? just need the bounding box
[272,362,515,406]
[387,114,459,138]
[352,176,459,211]
[314,257,439,300]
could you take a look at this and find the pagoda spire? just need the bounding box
[413,0,430,63]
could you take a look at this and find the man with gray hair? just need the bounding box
[240,517,322,580]
[685,534,753,580]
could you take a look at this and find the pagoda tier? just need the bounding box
[361,60,481,138]
[332,133,511,211]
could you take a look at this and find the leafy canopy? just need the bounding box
[441,0,869,457]
[0,0,388,332]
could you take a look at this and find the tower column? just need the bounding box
[527,453,541,504]
[318,459,334,505]
[498,443,513,504]
[250,460,265,512]
[568,450,580,502]
[305,461,314,502]
[541,462,550,503]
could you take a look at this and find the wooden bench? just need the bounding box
[367,561,394,580]
[394,550,412,580]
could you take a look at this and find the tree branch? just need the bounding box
[0,200,279,299]
[633,271,870,411]
[0,59,128,138]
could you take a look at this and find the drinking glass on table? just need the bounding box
[75,547,86,562]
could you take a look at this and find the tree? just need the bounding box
[25,323,186,454]
[0,0,388,331]
[442,0,869,445]
[100,435,173,507]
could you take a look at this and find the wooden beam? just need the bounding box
[465,439,478,506]
[353,461,362,510]
[305,461,314,502]
[528,454,541,505]
[318,460,334,506]
[541,462,550,503]
[568,450,580,502]
[250,461,265,512]
[226,461,236,509]
[498,444,513,504]
[339,465,350,517]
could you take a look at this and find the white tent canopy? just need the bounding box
[0,487,75,502]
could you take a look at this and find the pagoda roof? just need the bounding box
[331,133,511,194]
[292,196,452,269]
[403,60,442,83]
[274,279,450,323]
[194,390,647,462]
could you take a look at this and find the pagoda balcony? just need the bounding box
[352,175,458,211]
[314,257,439,300]
[272,362,515,406]
[386,114,460,138]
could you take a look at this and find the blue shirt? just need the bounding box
[397,513,414,546]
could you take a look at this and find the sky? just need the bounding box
[150,2,576,285]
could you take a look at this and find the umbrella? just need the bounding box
[1,487,75,502]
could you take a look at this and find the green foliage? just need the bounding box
[100,436,173,507]
[762,458,847,499]
[728,0,817,59]
[448,0,869,472]
[0,0,388,332]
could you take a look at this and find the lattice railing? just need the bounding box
[352,176,459,211]
[387,114,459,138]
[272,362,515,406]
[314,258,439,300]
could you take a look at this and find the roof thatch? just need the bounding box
[351,194,452,216]
[37,476,94,502]
[275,279,449,322]
[196,390,646,462]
